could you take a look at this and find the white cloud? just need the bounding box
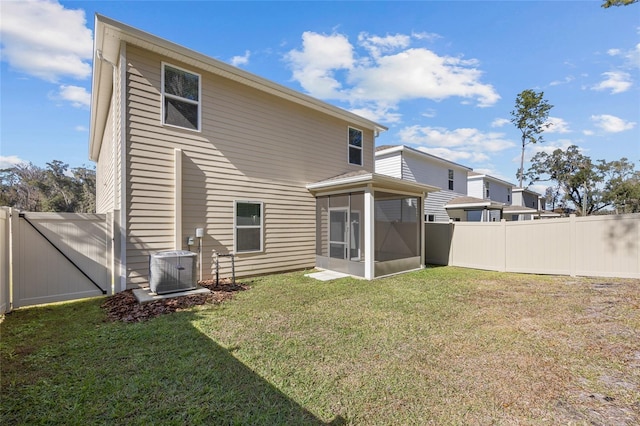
[398,125,515,164]
[57,85,91,108]
[349,104,402,124]
[583,129,595,136]
[422,108,437,118]
[591,114,637,133]
[544,117,571,134]
[0,0,93,82]
[607,43,640,69]
[358,32,411,58]
[230,50,251,67]
[75,125,88,132]
[285,31,500,122]
[591,71,632,94]
[491,118,510,128]
[285,31,355,100]
[549,75,574,86]
[0,155,26,169]
[417,147,489,163]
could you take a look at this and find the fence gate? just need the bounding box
[1,208,113,313]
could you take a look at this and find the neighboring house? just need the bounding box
[375,145,471,222]
[89,15,437,290]
[506,187,542,221]
[447,172,515,222]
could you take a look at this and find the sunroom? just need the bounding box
[307,171,439,279]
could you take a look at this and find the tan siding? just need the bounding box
[123,46,376,287]
[96,106,115,214]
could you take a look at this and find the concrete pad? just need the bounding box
[304,270,351,281]
[133,286,211,304]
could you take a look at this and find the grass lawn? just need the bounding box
[1,266,639,425]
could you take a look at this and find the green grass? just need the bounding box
[2,267,639,425]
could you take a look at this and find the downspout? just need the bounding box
[118,42,127,292]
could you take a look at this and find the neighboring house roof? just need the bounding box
[512,187,542,197]
[503,205,539,215]
[375,145,472,171]
[444,196,504,210]
[306,171,440,195]
[90,14,388,161]
[467,171,515,187]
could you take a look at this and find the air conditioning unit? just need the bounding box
[149,250,197,294]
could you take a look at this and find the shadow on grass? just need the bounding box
[0,300,345,425]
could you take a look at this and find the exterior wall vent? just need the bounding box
[149,250,197,294]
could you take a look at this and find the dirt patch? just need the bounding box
[101,279,249,323]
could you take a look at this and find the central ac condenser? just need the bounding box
[149,250,197,294]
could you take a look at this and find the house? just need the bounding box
[89,15,438,290]
[504,187,542,221]
[375,145,472,222]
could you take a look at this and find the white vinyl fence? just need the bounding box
[0,207,115,314]
[425,213,640,279]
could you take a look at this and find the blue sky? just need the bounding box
[1,0,638,193]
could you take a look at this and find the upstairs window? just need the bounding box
[235,201,263,253]
[448,169,454,191]
[348,127,363,166]
[485,182,490,198]
[162,63,200,131]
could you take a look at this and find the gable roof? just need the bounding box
[444,196,504,210]
[375,144,472,171]
[467,171,515,187]
[306,171,440,195]
[89,14,387,161]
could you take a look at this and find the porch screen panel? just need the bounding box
[329,195,349,260]
[375,197,420,261]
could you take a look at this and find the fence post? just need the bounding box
[501,219,507,272]
[569,214,576,277]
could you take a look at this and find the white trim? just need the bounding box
[161,62,202,132]
[364,186,375,280]
[348,126,364,166]
[119,42,127,292]
[174,149,182,249]
[234,200,264,253]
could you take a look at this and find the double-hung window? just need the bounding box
[448,169,454,191]
[485,182,490,199]
[348,127,363,166]
[235,201,263,253]
[162,63,201,131]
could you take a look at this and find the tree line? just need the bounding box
[511,89,639,215]
[0,161,96,213]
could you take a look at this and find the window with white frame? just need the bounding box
[348,127,363,166]
[162,63,201,131]
[235,201,263,253]
[448,169,454,191]
[485,181,490,198]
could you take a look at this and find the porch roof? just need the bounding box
[502,205,540,215]
[306,171,440,196]
[444,196,504,210]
